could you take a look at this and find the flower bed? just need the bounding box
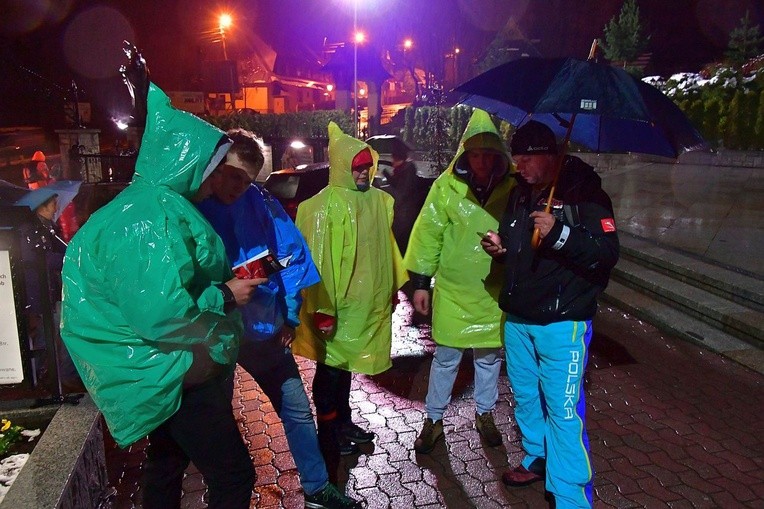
[0,414,49,504]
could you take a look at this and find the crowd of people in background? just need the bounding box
[23,65,620,507]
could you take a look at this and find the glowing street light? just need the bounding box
[403,38,413,50]
[219,13,232,60]
[353,0,360,138]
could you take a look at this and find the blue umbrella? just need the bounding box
[13,180,83,222]
[454,56,708,158]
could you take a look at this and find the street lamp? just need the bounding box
[218,13,235,110]
[454,47,460,84]
[219,13,232,60]
[353,0,359,138]
[353,30,366,138]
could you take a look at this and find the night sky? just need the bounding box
[1,0,762,130]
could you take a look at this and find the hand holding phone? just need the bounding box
[478,230,505,256]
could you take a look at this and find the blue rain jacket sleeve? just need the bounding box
[198,184,320,340]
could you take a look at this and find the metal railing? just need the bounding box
[73,153,137,184]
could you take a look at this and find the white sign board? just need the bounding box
[0,250,24,384]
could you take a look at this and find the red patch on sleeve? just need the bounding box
[601,218,616,233]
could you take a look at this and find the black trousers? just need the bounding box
[312,362,352,423]
[142,377,255,509]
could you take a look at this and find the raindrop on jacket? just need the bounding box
[60,84,238,447]
[292,122,408,375]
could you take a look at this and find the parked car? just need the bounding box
[264,160,398,220]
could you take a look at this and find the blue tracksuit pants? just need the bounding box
[504,316,594,509]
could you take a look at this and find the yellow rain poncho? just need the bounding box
[61,84,239,447]
[292,122,407,375]
[404,109,513,348]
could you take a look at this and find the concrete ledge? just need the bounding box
[619,234,764,311]
[0,395,108,509]
[601,281,764,375]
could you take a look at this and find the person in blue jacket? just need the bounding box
[197,129,362,509]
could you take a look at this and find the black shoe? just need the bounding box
[305,482,363,509]
[341,422,374,444]
[338,436,360,456]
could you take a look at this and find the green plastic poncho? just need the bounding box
[404,109,513,348]
[292,122,407,375]
[60,84,240,447]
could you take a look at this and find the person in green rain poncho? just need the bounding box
[293,122,407,475]
[405,109,514,454]
[61,83,263,509]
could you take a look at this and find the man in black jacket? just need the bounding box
[482,121,619,509]
[381,145,430,255]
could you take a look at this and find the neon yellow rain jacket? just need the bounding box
[404,109,513,348]
[60,84,239,447]
[292,122,407,375]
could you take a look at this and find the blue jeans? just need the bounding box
[425,345,502,421]
[235,338,329,496]
[504,316,593,509]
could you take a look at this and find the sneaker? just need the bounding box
[304,482,363,509]
[475,412,502,447]
[414,418,443,454]
[338,435,360,456]
[341,421,374,444]
[502,458,546,487]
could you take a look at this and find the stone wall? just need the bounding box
[575,150,764,173]
[1,396,109,509]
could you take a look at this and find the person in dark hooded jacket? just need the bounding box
[482,120,619,509]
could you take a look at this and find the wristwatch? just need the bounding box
[215,283,237,314]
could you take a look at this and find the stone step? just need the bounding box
[600,280,764,375]
[619,233,764,312]
[612,258,763,347]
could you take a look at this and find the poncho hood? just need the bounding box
[327,122,379,189]
[131,83,230,198]
[449,109,510,177]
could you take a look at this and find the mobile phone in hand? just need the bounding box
[477,231,499,248]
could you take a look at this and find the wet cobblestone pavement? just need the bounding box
[103,294,764,508]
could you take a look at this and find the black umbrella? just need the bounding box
[455,56,707,159]
[455,43,707,247]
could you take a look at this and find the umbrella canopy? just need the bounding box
[12,180,83,222]
[455,57,707,158]
[365,135,411,157]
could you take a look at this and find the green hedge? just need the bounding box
[203,110,352,139]
[662,66,764,150]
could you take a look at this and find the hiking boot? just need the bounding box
[475,412,502,447]
[340,421,375,444]
[414,418,443,454]
[338,435,360,456]
[304,482,363,509]
[502,458,546,487]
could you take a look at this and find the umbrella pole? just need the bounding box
[531,113,577,249]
